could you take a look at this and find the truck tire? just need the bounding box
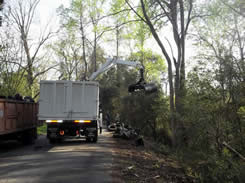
[86,137,91,142]
[49,138,56,144]
[92,136,98,143]
[92,130,98,143]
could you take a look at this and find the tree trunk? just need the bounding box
[80,20,87,80]
[22,31,34,96]
[93,31,97,72]
[140,0,176,145]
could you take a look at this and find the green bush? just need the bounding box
[37,123,47,135]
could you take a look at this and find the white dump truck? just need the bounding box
[38,80,100,143]
[38,58,157,144]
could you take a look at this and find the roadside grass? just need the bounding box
[37,123,47,135]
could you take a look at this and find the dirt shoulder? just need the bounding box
[111,135,195,183]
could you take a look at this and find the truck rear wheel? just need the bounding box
[92,136,97,143]
[49,138,56,144]
[86,137,91,142]
[92,130,98,143]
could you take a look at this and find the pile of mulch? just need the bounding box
[111,137,195,183]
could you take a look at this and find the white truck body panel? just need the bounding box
[38,80,99,121]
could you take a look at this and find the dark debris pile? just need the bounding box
[0,93,34,102]
[110,122,144,147]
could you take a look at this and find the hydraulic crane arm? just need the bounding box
[89,58,157,94]
[89,58,143,81]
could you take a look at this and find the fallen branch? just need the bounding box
[222,141,245,161]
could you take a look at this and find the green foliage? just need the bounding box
[181,60,245,182]
[129,49,166,82]
[56,0,110,79]
[238,106,245,118]
[196,155,244,183]
[182,0,245,170]
[0,69,38,97]
[99,59,169,141]
[110,0,127,16]
[37,123,47,135]
[99,66,136,122]
[120,89,170,140]
[49,29,84,80]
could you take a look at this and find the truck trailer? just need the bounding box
[0,98,39,144]
[38,80,100,143]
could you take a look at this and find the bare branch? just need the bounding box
[33,64,59,81]
[184,0,193,35]
[156,0,172,22]
[125,0,147,23]
[222,141,245,161]
[221,0,245,17]
[96,19,141,41]
[93,8,132,23]
[32,30,57,62]
[1,60,26,69]
[165,37,176,66]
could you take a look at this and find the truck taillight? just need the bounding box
[60,130,64,135]
[46,120,63,123]
[84,120,91,123]
[74,120,91,123]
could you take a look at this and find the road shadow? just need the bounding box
[0,140,23,152]
[0,132,114,183]
[0,133,113,154]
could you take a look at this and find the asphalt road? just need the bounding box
[0,131,114,183]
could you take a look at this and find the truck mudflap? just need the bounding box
[85,127,97,137]
[85,127,98,143]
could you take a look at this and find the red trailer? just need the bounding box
[0,99,41,144]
